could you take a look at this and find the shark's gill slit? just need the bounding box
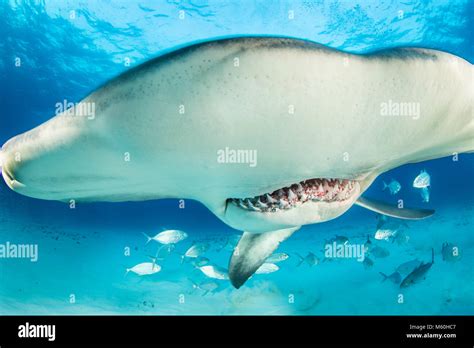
[2,167,14,182]
[228,178,359,212]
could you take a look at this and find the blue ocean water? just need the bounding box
[0,1,472,314]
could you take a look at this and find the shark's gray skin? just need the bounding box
[1,38,472,288]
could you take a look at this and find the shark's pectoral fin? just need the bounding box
[229,226,300,289]
[356,196,434,220]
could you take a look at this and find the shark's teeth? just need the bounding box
[230,178,358,213]
[288,189,297,201]
[265,194,277,204]
[238,199,247,209]
[296,183,304,193]
[279,200,289,209]
[246,199,261,212]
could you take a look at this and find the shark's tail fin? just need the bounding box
[382,181,388,190]
[379,272,388,282]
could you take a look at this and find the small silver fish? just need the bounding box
[413,170,431,188]
[296,252,319,266]
[143,229,188,245]
[126,262,161,276]
[383,179,401,195]
[255,263,279,274]
[266,252,289,263]
[199,265,229,280]
[181,242,210,263]
[374,229,397,241]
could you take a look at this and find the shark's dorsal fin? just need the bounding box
[356,196,434,220]
[229,227,300,289]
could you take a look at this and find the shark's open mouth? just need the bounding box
[228,178,359,213]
